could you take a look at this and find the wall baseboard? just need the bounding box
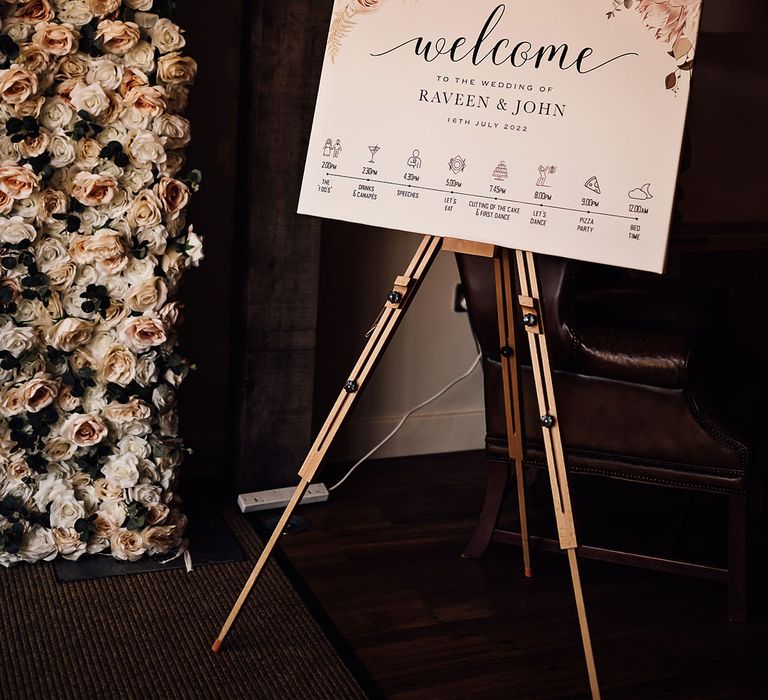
[332,409,486,462]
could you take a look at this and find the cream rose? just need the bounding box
[157,52,197,85]
[125,0,154,10]
[0,67,39,104]
[60,412,107,447]
[53,528,87,561]
[0,216,37,244]
[14,0,56,24]
[149,18,186,54]
[95,20,141,56]
[127,189,163,228]
[126,278,168,313]
[154,177,189,219]
[88,0,121,17]
[96,344,135,387]
[110,528,146,561]
[32,22,80,56]
[21,373,59,412]
[42,436,77,463]
[71,171,118,206]
[46,317,95,352]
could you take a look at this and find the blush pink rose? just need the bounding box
[635,0,701,45]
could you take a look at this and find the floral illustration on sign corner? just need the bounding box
[608,0,701,91]
[0,0,202,567]
[327,0,420,63]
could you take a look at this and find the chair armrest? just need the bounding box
[575,325,693,389]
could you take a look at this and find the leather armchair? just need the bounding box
[457,251,764,621]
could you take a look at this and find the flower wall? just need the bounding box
[0,0,201,566]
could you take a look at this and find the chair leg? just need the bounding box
[728,495,748,623]
[463,459,509,559]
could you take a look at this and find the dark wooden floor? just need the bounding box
[265,451,768,699]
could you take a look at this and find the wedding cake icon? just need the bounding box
[493,161,509,181]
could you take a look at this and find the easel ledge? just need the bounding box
[212,234,602,700]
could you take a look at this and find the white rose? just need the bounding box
[120,164,154,194]
[109,528,146,561]
[50,492,86,529]
[0,319,37,356]
[152,384,176,413]
[35,234,70,271]
[33,474,70,511]
[117,435,151,459]
[97,122,129,147]
[39,96,75,130]
[152,114,191,149]
[59,1,95,27]
[101,453,140,488]
[48,131,76,168]
[123,40,155,73]
[19,525,58,563]
[86,57,124,90]
[0,215,36,244]
[125,0,154,10]
[3,19,32,44]
[121,256,155,285]
[78,206,109,233]
[98,499,126,528]
[130,483,161,505]
[149,18,186,54]
[70,82,109,117]
[137,224,168,255]
[183,226,204,266]
[134,352,159,387]
[126,277,168,313]
[128,130,166,166]
[159,410,178,437]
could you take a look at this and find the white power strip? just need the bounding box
[237,484,330,513]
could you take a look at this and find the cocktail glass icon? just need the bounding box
[368,145,381,164]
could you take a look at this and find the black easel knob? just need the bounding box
[344,380,358,394]
[523,314,538,327]
[388,291,403,304]
[500,346,514,358]
[540,414,555,429]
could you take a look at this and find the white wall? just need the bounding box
[315,224,485,462]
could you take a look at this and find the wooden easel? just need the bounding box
[212,235,601,700]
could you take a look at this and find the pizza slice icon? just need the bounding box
[584,176,601,195]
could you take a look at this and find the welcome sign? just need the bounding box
[298,0,703,273]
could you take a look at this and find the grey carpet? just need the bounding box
[0,510,367,699]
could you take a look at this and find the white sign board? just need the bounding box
[298,0,703,273]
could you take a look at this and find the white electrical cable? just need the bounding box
[328,352,483,492]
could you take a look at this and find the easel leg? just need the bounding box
[515,250,601,700]
[212,234,443,652]
[495,249,532,577]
